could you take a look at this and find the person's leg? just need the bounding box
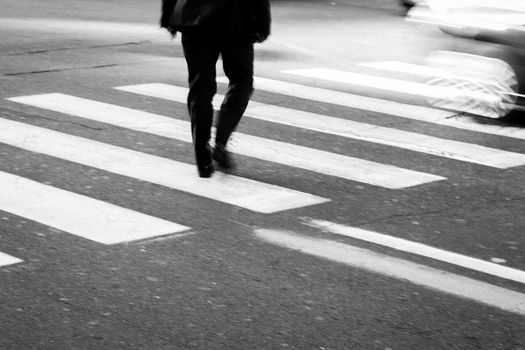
[215,40,254,148]
[213,40,254,171]
[181,29,220,176]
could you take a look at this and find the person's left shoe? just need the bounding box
[213,143,235,172]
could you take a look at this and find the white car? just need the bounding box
[407,0,525,118]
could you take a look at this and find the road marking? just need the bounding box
[0,18,164,37]
[360,61,525,92]
[359,61,445,77]
[360,61,525,100]
[254,228,525,316]
[0,251,23,267]
[305,219,525,284]
[284,67,518,119]
[0,118,327,213]
[0,171,189,245]
[9,93,443,189]
[285,67,497,105]
[120,83,525,169]
[114,85,444,188]
[216,76,525,141]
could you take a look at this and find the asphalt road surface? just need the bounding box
[1,0,524,349]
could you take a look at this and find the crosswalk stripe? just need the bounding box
[255,228,525,316]
[361,61,525,93]
[0,118,327,213]
[0,251,23,267]
[9,93,443,189]
[306,219,525,284]
[360,60,525,100]
[119,83,525,169]
[216,76,525,141]
[285,67,497,106]
[0,18,165,37]
[0,170,189,245]
[359,61,445,77]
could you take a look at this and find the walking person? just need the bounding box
[160,0,271,178]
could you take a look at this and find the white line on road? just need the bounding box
[219,76,525,141]
[0,18,165,37]
[360,61,525,100]
[0,118,327,213]
[359,61,447,77]
[0,251,23,267]
[122,83,525,169]
[113,85,444,188]
[285,67,497,105]
[0,171,189,245]
[305,219,525,284]
[9,93,443,189]
[254,228,525,316]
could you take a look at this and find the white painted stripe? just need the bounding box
[0,18,165,37]
[285,68,498,104]
[360,61,446,78]
[359,61,525,99]
[120,83,525,169]
[121,83,446,185]
[0,251,23,267]
[217,77,525,141]
[0,118,327,213]
[10,93,443,189]
[254,228,525,316]
[306,219,525,284]
[0,171,188,245]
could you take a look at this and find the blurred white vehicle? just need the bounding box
[407,0,525,118]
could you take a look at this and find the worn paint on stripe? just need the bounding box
[113,85,444,188]
[306,219,525,284]
[0,171,188,244]
[359,61,446,77]
[254,228,525,316]
[0,118,327,213]
[359,61,525,99]
[0,251,23,267]
[117,83,525,169]
[217,77,525,141]
[0,18,165,36]
[285,68,497,104]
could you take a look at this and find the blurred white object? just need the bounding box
[425,51,519,118]
[409,0,525,35]
[407,0,525,118]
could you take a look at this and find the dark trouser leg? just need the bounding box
[215,40,254,147]
[181,30,220,168]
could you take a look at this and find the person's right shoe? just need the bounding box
[195,143,214,178]
[213,143,235,172]
[197,164,214,178]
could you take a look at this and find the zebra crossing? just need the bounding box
[117,83,525,168]
[0,170,190,245]
[284,67,497,106]
[7,93,443,188]
[217,76,525,140]
[1,63,524,273]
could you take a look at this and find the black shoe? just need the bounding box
[197,164,214,178]
[213,144,235,172]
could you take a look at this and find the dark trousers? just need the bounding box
[181,28,254,168]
